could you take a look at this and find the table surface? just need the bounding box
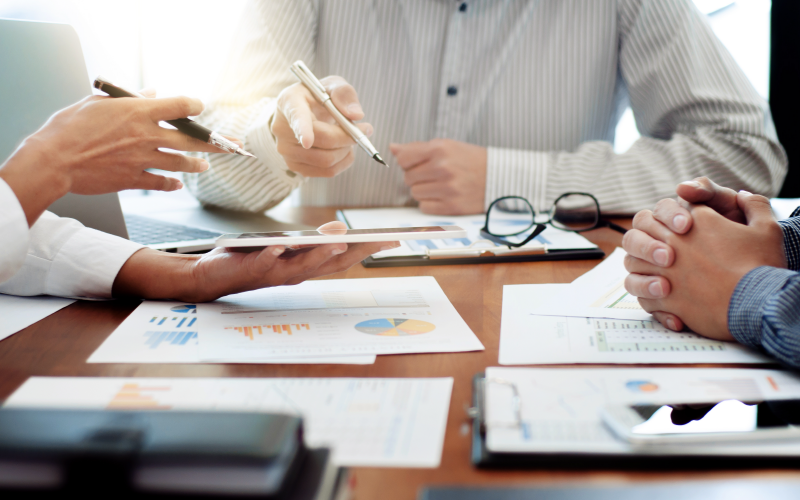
[0,207,794,500]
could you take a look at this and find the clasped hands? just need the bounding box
[273,76,487,215]
[622,177,786,340]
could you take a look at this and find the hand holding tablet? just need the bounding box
[215,222,467,248]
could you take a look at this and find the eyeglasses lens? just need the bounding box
[550,194,599,231]
[486,197,535,237]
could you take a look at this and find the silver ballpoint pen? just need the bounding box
[290,61,387,166]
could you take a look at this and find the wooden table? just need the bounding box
[0,208,793,499]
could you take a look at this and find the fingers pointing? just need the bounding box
[277,84,316,149]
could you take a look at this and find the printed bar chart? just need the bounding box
[106,383,172,410]
[144,330,197,349]
[149,316,197,327]
[226,324,311,339]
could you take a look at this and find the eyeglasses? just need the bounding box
[479,193,627,248]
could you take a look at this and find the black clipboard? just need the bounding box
[336,211,605,268]
[469,373,800,470]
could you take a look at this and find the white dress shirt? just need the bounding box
[0,179,143,299]
[185,0,786,215]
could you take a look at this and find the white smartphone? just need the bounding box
[215,226,467,248]
[600,398,800,446]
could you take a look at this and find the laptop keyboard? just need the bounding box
[123,214,221,245]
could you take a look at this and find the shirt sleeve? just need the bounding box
[0,178,31,284]
[485,0,787,214]
[0,211,144,299]
[729,266,800,369]
[182,0,318,213]
[778,213,800,272]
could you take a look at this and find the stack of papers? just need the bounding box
[340,208,597,259]
[499,248,771,365]
[5,376,454,468]
[90,276,484,365]
[484,366,800,455]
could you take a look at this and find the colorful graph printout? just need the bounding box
[227,324,311,339]
[355,318,435,336]
[106,382,172,410]
[170,305,197,314]
[6,377,454,467]
[88,300,376,365]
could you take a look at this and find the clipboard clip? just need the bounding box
[427,240,547,260]
[466,377,523,431]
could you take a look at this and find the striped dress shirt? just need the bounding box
[729,209,800,370]
[184,0,786,214]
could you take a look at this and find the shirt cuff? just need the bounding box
[47,227,144,299]
[0,178,30,284]
[485,147,551,212]
[728,266,796,348]
[247,99,304,184]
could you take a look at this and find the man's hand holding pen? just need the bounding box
[272,75,374,178]
[0,88,244,227]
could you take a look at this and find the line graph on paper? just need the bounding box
[591,280,644,310]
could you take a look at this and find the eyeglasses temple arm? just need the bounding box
[599,219,628,234]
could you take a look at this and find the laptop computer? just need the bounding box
[0,18,220,253]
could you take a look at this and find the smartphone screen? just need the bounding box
[630,399,800,436]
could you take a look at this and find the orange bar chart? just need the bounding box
[225,323,310,339]
[106,383,172,410]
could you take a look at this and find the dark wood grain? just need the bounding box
[1,210,793,500]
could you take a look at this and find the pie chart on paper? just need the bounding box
[355,318,435,336]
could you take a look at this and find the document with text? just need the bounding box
[88,300,376,365]
[196,276,484,362]
[484,367,800,455]
[6,376,453,468]
[529,248,652,321]
[499,284,771,365]
[341,207,597,258]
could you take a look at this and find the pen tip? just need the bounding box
[373,154,388,166]
[238,148,257,159]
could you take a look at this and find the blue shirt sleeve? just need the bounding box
[779,209,800,271]
[726,209,800,368]
[729,266,800,369]
[728,208,800,368]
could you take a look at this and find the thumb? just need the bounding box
[738,191,775,227]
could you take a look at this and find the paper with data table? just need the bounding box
[197,276,483,361]
[530,247,651,321]
[5,376,452,468]
[341,207,598,258]
[484,367,800,455]
[88,300,376,365]
[499,284,771,365]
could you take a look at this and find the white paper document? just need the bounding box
[530,248,651,321]
[88,300,376,365]
[484,366,800,455]
[340,207,597,259]
[5,376,454,468]
[499,284,771,365]
[197,276,484,362]
[0,293,75,342]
